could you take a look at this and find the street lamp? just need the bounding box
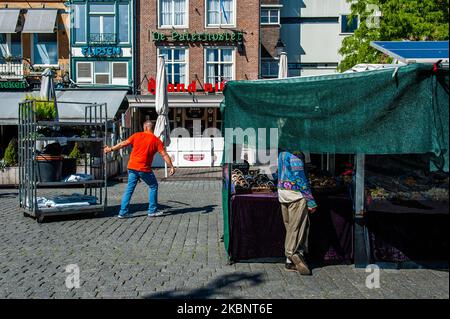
[275,38,286,57]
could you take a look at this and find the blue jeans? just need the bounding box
[119,169,158,216]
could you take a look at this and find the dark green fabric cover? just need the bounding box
[222,64,449,171]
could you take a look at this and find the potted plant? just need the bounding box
[0,138,19,185]
[24,94,57,121]
[35,142,63,183]
[62,143,81,179]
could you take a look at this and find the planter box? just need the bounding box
[0,166,19,186]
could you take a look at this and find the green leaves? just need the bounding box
[68,143,82,162]
[338,0,449,72]
[24,94,57,121]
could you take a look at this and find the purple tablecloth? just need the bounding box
[367,200,449,263]
[229,192,353,264]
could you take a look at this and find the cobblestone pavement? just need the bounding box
[0,180,448,299]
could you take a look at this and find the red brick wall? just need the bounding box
[136,0,260,94]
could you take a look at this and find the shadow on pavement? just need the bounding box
[100,203,217,218]
[143,272,264,299]
[164,205,217,216]
[96,203,173,218]
[27,202,217,223]
[0,192,18,198]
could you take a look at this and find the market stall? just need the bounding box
[221,63,449,267]
[223,158,355,264]
[365,154,449,265]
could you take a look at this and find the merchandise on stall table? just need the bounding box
[231,169,276,193]
[368,186,448,202]
[309,173,337,189]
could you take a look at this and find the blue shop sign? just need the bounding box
[82,47,122,57]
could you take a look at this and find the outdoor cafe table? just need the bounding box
[228,191,354,264]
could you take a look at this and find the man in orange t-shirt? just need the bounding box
[104,121,175,218]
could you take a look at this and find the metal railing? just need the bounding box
[88,33,117,45]
[0,58,24,79]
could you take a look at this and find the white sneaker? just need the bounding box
[148,211,164,217]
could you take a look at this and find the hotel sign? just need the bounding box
[152,31,244,42]
[81,46,122,57]
[0,80,28,90]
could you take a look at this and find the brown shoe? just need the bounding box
[285,263,297,272]
[290,254,312,275]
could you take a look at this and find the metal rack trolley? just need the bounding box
[18,100,109,223]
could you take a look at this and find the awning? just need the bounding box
[22,9,57,33]
[56,90,128,121]
[127,93,224,108]
[0,90,127,124]
[0,92,28,124]
[0,9,20,33]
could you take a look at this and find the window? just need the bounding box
[205,48,234,84]
[73,3,86,43]
[261,58,278,78]
[74,2,130,44]
[261,8,280,25]
[0,33,21,63]
[159,0,187,28]
[76,62,92,83]
[159,48,187,85]
[118,4,129,43]
[112,62,128,85]
[89,3,116,43]
[206,0,234,26]
[76,61,129,85]
[341,15,358,33]
[33,33,57,65]
[90,3,115,13]
[94,61,110,84]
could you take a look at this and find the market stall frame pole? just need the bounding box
[354,153,371,267]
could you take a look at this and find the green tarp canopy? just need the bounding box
[220,63,449,255]
[222,63,449,170]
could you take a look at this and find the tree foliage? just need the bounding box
[338,0,449,72]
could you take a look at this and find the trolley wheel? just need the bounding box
[23,212,28,218]
[36,214,45,223]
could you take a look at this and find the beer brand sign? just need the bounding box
[0,80,28,90]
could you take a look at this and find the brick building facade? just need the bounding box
[135,0,260,94]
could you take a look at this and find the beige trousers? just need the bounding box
[280,198,310,258]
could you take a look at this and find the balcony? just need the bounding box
[88,33,117,45]
[0,57,24,79]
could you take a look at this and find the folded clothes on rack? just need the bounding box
[63,174,94,182]
[37,193,97,209]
